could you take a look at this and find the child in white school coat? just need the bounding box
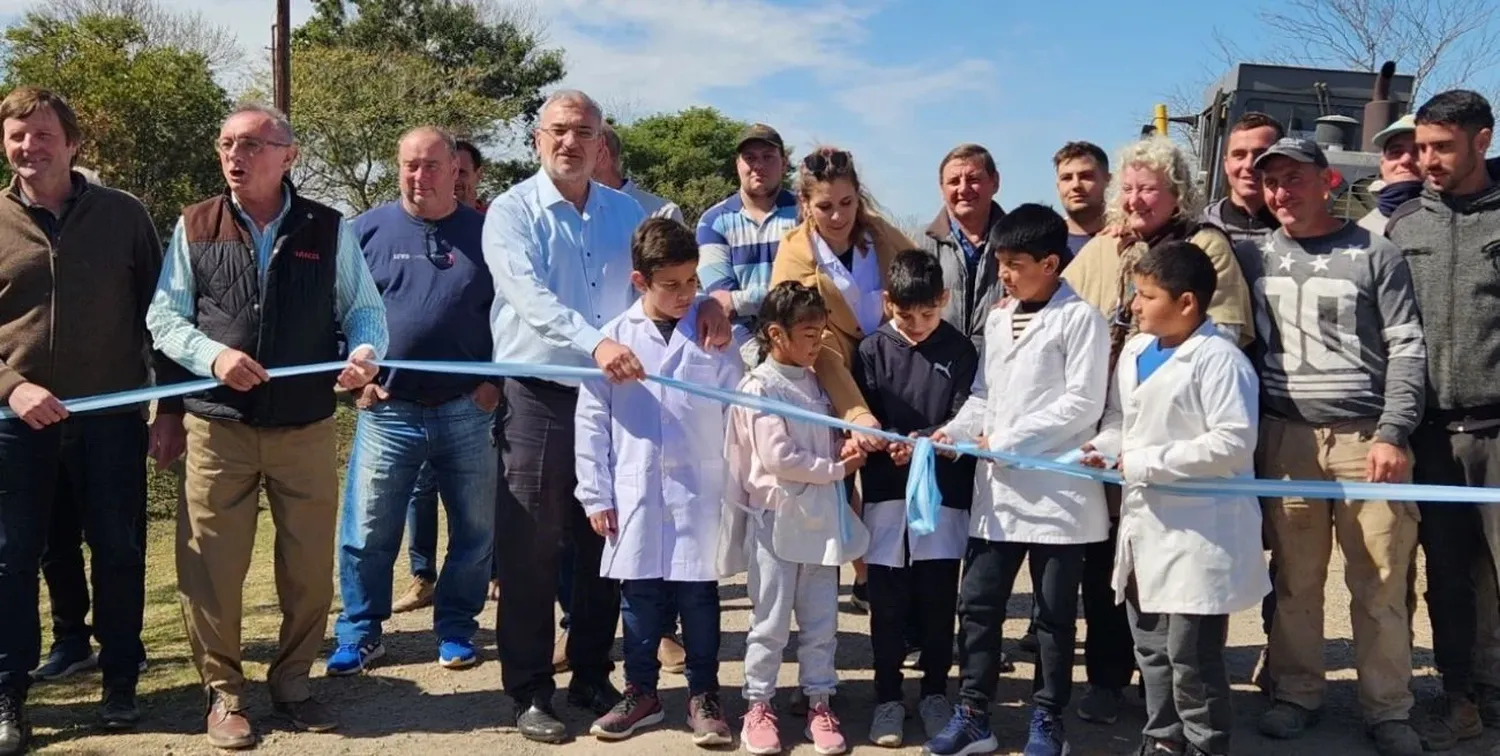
[1082,241,1269,756]
[720,281,872,756]
[927,204,1111,756]
[574,219,745,745]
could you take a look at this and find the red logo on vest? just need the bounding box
[293,249,321,261]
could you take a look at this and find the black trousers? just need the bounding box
[1412,422,1500,694]
[868,558,960,702]
[958,538,1086,713]
[1083,520,1135,689]
[494,379,619,705]
[0,413,147,699]
[41,491,93,657]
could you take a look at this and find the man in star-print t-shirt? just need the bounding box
[1245,137,1431,750]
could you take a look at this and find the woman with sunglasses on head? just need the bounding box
[769,146,918,620]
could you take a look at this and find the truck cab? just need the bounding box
[1194,62,1414,220]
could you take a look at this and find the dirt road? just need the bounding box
[27,550,1500,755]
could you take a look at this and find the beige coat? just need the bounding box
[1063,224,1255,365]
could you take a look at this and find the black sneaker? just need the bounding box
[31,645,96,682]
[517,701,567,743]
[567,679,623,716]
[100,685,141,730]
[0,693,29,756]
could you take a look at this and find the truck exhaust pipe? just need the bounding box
[1362,61,1399,152]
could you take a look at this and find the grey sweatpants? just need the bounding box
[1128,596,1233,755]
[742,510,840,703]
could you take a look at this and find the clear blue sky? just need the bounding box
[7,0,1496,221]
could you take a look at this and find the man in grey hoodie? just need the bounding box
[1385,89,1500,749]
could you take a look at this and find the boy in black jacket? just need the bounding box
[854,249,980,749]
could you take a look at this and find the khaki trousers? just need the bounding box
[177,414,338,710]
[1259,416,1419,724]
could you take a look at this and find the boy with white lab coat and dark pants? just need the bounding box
[574,219,744,745]
[1085,241,1270,756]
[926,204,1111,756]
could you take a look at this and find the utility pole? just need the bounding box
[272,0,291,115]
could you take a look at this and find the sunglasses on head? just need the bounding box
[425,226,455,270]
[802,150,851,178]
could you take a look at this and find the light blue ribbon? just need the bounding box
[7,358,1500,505]
[904,437,941,536]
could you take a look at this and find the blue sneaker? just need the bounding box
[31,645,96,681]
[1022,706,1071,756]
[438,638,477,670]
[325,641,384,676]
[923,702,997,755]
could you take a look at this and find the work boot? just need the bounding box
[1257,700,1321,739]
[0,692,28,756]
[1367,719,1423,756]
[391,575,435,613]
[1413,693,1482,750]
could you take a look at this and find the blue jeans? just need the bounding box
[405,463,439,582]
[336,397,497,645]
[0,413,147,698]
[620,579,720,695]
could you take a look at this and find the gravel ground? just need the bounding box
[29,551,1500,756]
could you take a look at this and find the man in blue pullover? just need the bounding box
[326,126,500,676]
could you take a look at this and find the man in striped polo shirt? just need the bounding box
[696,123,799,365]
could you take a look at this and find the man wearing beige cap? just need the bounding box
[1359,115,1423,235]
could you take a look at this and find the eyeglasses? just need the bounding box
[425,227,455,270]
[538,125,599,142]
[215,136,292,156]
[802,150,851,178]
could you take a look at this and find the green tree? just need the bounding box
[287,45,503,211]
[290,0,564,205]
[614,106,794,225]
[1,12,229,234]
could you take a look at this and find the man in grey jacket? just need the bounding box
[1386,89,1500,749]
[923,143,1005,352]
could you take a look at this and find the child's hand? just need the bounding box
[1079,442,1108,469]
[889,435,914,466]
[589,510,618,540]
[839,439,868,473]
[931,430,958,459]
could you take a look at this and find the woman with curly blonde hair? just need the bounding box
[1062,136,1253,366]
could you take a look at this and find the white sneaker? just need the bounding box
[869,700,905,747]
[918,694,953,741]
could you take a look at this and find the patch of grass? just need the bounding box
[145,403,359,520]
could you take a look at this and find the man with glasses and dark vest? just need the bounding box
[146,102,388,750]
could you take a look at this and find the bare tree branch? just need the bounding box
[39,0,246,75]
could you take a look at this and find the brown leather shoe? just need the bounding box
[273,697,338,733]
[657,635,686,674]
[392,576,435,614]
[205,698,255,750]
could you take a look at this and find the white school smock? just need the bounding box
[1087,321,1271,615]
[940,281,1111,545]
[574,297,745,582]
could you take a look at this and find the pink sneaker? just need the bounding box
[805,699,847,755]
[741,701,781,755]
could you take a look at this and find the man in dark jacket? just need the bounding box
[147,103,388,750]
[0,87,179,755]
[1386,89,1500,749]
